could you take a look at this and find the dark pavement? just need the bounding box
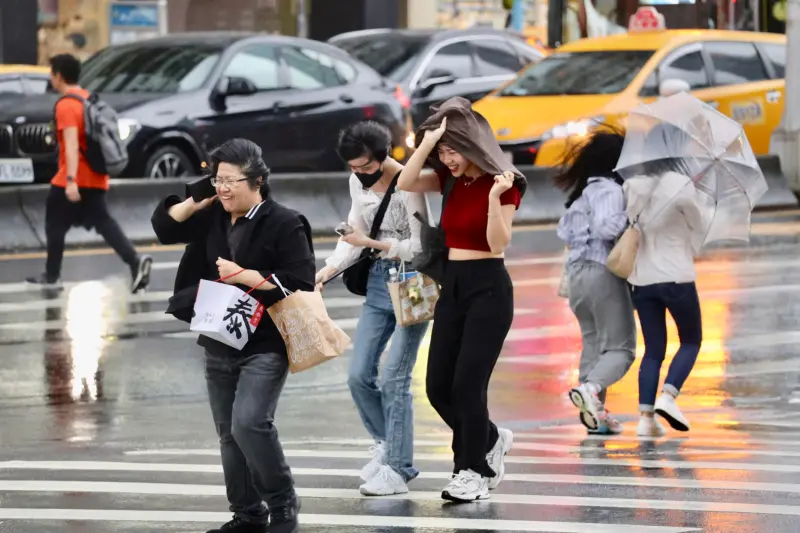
[1,211,800,532]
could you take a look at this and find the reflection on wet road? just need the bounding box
[1,218,800,532]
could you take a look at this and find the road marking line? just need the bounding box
[0,481,794,517]
[83,448,800,473]
[0,508,699,532]
[4,464,800,495]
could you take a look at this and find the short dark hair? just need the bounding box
[209,138,271,196]
[49,54,81,85]
[336,121,392,163]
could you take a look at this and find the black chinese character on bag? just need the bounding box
[224,298,255,340]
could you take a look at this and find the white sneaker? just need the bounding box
[441,470,490,502]
[359,464,409,496]
[359,441,387,481]
[486,428,513,490]
[637,416,667,437]
[569,383,603,431]
[655,394,690,431]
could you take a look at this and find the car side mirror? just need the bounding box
[210,76,258,112]
[659,78,691,98]
[418,69,456,95]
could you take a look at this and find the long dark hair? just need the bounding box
[553,125,625,208]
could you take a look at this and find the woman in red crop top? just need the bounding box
[398,99,524,503]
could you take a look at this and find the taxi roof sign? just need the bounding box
[628,7,666,32]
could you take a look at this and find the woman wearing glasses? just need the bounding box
[151,138,315,533]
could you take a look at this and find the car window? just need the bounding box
[472,38,523,76]
[0,77,24,95]
[80,44,222,93]
[705,42,768,85]
[762,43,786,78]
[284,47,345,90]
[332,34,428,82]
[422,41,474,80]
[223,45,281,91]
[500,50,653,96]
[640,49,710,97]
[25,77,50,94]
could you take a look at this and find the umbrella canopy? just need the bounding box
[615,91,768,248]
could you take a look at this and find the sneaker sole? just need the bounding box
[441,490,490,503]
[132,257,153,294]
[655,407,690,432]
[359,486,409,496]
[569,388,600,430]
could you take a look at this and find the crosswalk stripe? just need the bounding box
[123,440,800,459]
[0,481,796,516]
[0,508,700,532]
[4,464,799,495]
[9,450,800,474]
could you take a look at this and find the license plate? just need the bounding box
[0,158,34,183]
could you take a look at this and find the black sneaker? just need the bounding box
[268,499,300,533]
[130,255,153,294]
[25,273,63,291]
[206,516,267,533]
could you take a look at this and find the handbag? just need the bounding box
[411,175,456,284]
[606,220,641,279]
[342,172,400,296]
[387,262,440,326]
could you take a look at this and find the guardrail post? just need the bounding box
[770,0,800,194]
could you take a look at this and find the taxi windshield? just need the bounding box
[499,50,654,96]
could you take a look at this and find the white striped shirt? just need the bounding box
[557,177,628,266]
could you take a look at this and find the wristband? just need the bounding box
[66,175,75,183]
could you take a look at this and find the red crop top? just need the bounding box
[437,168,521,252]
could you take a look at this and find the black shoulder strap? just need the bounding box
[368,171,401,240]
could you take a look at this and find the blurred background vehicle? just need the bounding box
[474,20,786,167]
[329,27,546,127]
[0,32,410,183]
[0,65,50,105]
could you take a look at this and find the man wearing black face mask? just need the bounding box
[314,122,430,497]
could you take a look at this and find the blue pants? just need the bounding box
[348,260,428,481]
[633,282,703,413]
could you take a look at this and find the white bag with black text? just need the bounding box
[190,279,265,350]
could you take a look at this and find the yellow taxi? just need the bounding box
[0,64,51,98]
[473,8,787,167]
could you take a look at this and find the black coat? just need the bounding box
[151,195,315,357]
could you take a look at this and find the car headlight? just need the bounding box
[543,116,605,141]
[118,118,141,143]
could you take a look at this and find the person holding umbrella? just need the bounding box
[616,92,768,437]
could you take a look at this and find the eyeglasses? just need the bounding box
[211,176,248,188]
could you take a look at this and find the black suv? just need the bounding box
[0,32,410,182]
[330,28,545,127]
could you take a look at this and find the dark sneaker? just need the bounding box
[268,499,300,533]
[130,255,153,294]
[206,516,267,533]
[25,274,63,291]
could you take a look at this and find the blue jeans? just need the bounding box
[633,282,703,413]
[348,259,428,482]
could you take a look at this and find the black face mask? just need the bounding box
[355,167,383,188]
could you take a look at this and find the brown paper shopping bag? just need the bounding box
[267,276,351,373]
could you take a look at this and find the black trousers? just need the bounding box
[45,186,138,280]
[426,258,514,477]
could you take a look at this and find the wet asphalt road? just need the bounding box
[1,211,800,532]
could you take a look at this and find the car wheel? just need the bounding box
[145,145,194,179]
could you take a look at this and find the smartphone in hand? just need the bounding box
[335,222,354,236]
[186,176,216,203]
